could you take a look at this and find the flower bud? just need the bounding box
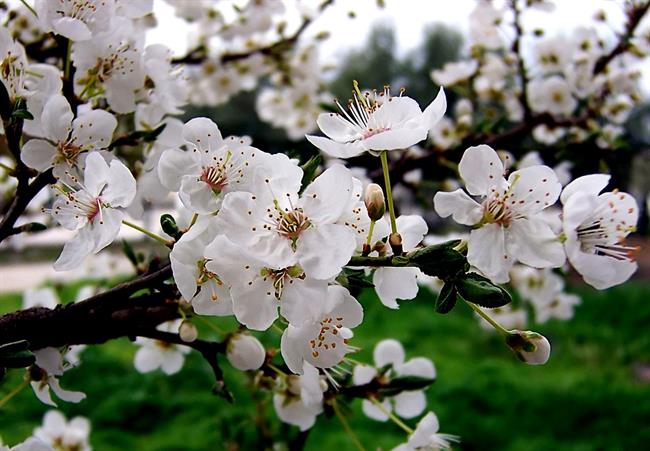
[179,320,198,342]
[226,334,266,371]
[506,330,551,365]
[364,183,386,221]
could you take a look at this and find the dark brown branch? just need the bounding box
[0,263,175,350]
[0,169,55,243]
[593,1,650,74]
[510,0,531,121]
[172,0,335,66]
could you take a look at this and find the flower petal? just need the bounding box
[297,224,357,280]
[421,87,447,128]
[373,267,420,309]
[393,390,427,419]
[374,339,405,367]
[467,224,512,283]
[458,144,506,196]
[300,164,352,224]
[157,148,200,192]
[305,135,366,158]
[433,189,482,226]
[508,218,566,268]
[561,174,610,204]
[21,139,57,171]
[316,112,360,142]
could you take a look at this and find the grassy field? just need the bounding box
[1,281,649,450]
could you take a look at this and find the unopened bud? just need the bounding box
[226,334,266,371]
[506,330,551,365]
[364,183,385,221]
[179,320,198,342]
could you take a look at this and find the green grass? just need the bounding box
[1,282,649,450]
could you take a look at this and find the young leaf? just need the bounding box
[435,282,458,314]
[455,273,512,308]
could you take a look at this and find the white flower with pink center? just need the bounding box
[280,285,363,374]
[205,235,328,330]
[49,152,135,271]
[158,117,263,214]
[560,174,639,289]
[35,0,115,42]
[434,144,566,283]
[22,94,117,180]
[215,162,357,281]
[306,86,446,158]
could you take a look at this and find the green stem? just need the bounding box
[64,39,72,81]
[332,398,366,451]
[380,151,398,235]
[122,220,172,247]
[369,397,414,434]
[365,219,376,247]
[19,0,38,17]
[0,379,29,409]
[465,301,510,336]
[0,162,15,173]
[267,363,287,378]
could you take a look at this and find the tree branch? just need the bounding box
[0,263,175,350]
[593,1,650,74]
[172,0,335,66]
[0,169,55,244]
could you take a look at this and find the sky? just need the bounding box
[147,0,649,91]
[148,0,632,57]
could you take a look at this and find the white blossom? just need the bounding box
[158,117,263,214]
[281,285,363,374]
[30,348,86,407]
[22,95,117,179]
[273,362,325,431]
[35,0,115,41]
[354,339,435,421]
[306,86,446,158]
[133,320,190,375]
[215,163,357,281]
[434,145,565,283]
[560,174,638,289]
[392,411,458,451]
[48,152,136,271]
[33,410,91,451]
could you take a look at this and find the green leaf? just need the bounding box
[337,268,374,296]
[408,241,467,279]
[435,282,458,314]
[11,108,33,120]
[160,214,179,239]
[0,340,30,355]
[1,350,36,368]
[0,341,35,369]
[299,154,322,194]
[379,375,436,397]
[455,273,512,308]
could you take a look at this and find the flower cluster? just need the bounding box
[0,0,646,449]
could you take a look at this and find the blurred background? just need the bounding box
[1,0,650,449]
